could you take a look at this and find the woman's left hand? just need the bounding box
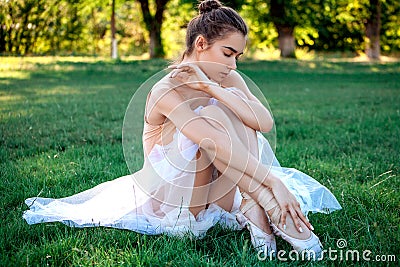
[168,63,218,93]
[269,176,314,232]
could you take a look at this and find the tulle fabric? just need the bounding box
[23,98,342,238]
[256,131,342,216]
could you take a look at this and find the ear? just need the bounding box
[194,35,208,52]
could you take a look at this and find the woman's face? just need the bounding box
[195,32,246,83]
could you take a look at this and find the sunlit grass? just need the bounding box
[0,71,31,80]
[0,57,399,266]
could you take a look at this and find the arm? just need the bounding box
[218,70,273,132]
[169,63,273,132]
[207,78,273,133]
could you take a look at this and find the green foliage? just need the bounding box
[381,0,400,52]
[116,1,148,56]
[293,0,400,52]
[0,0,149,56]
[179,0,246,10]
[0,0,98,55]
[0,0,399,56]
[239,0,276,57]
[241,0,400,54]
[162,0,196,59]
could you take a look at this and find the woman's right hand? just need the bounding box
[168,63,218,93]
[269,176,314,232]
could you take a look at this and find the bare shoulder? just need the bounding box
[221,70,247,90]
[145,76,183,124]
[149,75,175,99]
[221,70,261,102]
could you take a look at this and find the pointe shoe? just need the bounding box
[269,223,323,260]
[236,211,277,257]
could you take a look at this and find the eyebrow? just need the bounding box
[222,46,243,55]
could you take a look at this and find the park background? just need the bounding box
[1,0,400,60]
[1,0,399,266]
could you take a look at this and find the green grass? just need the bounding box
[1,57,399,266]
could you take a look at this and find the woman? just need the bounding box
[24,0,341,260]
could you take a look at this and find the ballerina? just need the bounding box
[23,0,341,260]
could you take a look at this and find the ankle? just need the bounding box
[240,199,272,234]
[244,205,273,234]
[265,206,281,226]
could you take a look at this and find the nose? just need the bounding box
[228,59,237,71]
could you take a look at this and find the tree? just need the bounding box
[137,0,170,58]
[252,0,318,58]
[1,0,398,56]
[270,0,296,58]
[365,0,381,59]
[111,0,117,58]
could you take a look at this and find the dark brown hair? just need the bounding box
[183,0,248,57]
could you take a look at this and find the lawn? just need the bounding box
[0,57,399,266]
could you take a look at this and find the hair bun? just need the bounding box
[198,0,222,14]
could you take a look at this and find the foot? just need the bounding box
[270,222,323,260]
[265,213,323,260]
[240,199,272,234]
[237,200,276,257]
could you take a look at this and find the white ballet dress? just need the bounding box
[23,89,342,238]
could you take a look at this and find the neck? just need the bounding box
[180,53,197,64]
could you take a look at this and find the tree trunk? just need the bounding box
[149,25,163,58]
[111,0,118,59]
[276,24,296,58]
[270,0,296,58]
[365,0,381,60]
[137,0,168,58]
[0,25,5,53]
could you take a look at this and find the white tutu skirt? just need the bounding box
[23,105,342,238]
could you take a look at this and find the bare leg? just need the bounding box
[213,102,272,234]
[189,149,213,217]
[208,174,237,212]
[190,149,237,215]
[198,105,310,240]
[189,102,269,232]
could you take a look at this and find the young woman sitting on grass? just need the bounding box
[23,0,341,260]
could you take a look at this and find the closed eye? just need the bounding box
[222,46,243,61]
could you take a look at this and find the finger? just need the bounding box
[175,63,202,74]
[175,66,193,75]
[296,207,314,231]
[169,69,178,78]
[174,72,190,83]
[280,208,287,231]
[172,63,191,70]
[167,65,177,69]
[170,68,186,78]
[292,199,314,231]
[287,206,304,233]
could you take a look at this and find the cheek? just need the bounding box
[197,50,228,79]
[212,51,227,64]
[198,62,218,77]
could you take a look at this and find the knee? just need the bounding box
[199,105,229,122]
